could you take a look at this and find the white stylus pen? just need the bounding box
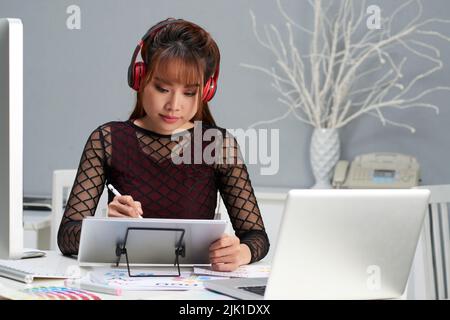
[107,184,143,219]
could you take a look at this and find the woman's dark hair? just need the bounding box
[129,19,220,126]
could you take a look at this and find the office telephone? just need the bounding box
[332,153,420,189]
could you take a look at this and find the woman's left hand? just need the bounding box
[209,234,252,272]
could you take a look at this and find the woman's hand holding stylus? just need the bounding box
[209,234,252,272]
[108,195,143,218]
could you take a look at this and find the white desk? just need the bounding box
[23,210,52,250]
[23,210,51,230]
[0,251,234,300]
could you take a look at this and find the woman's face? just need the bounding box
[140,62,200,135]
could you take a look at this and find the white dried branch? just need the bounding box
[366,111,417,133]
[248,108,299,130]
[242,0,450,132]
[276,0,313,35]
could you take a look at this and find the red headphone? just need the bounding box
[128,18,220,103]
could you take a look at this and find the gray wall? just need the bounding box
[1,0,450,196]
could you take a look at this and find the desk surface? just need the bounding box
[0,251,233,300]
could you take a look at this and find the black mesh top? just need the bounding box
[57,120,270,263]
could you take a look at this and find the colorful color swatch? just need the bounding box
[23,286,102,300]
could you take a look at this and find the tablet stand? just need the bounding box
[115,227,186,277]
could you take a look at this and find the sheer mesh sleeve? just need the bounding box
[57,126,107,256]
[216,133,270,263]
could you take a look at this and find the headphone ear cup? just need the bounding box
[132,62,146,91]
[202,77,217,103]
[127,63,135,89]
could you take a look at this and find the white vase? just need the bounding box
[309,128,340,189]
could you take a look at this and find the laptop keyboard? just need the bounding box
[238,285,266,296]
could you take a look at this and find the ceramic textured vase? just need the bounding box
[309,128,340,189]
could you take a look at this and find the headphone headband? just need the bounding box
[141,18,181,44]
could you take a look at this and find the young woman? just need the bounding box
[57,18,270,271]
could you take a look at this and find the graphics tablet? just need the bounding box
[78,217,228,267]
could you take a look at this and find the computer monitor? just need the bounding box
[0,18,24,259]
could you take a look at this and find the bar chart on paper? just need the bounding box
[193,265,271,278]
[88,268,225,291]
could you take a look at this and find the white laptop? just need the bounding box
[204,189,430,300]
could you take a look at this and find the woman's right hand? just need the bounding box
[108,195,143,218]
